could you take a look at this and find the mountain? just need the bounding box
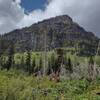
[0,15,99,55]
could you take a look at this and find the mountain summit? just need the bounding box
[0,15,99,55]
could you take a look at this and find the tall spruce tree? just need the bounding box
[20,55,25,70]
[89,56,94,65]
[25,50,31,74]
[47,58,51,75]
[51,53,55,69]
[67,57,73,73]
[53,48,64,73]
[6,42,15,70]
[32,57,36,73]
[0,39,5,67]
[39,56,42,71]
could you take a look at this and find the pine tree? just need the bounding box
[47,59,51,75]
[25,50,31,74]
[53,48,64,73]
[6,42,15,70]
[67,57,73,73]
[53,55,61,73]
[32,57,36,73]
[20,55,25,70]
[51,53,55,69]
[89,56,94,65]
[0,38,5,57]
[39,56,42,71]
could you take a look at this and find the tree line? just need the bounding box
[0,42,95,81]
[0,42,74,75]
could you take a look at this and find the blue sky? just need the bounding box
[21,0,47,12]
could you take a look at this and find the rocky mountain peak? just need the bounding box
[0,15,99,55]
[33,15,72,26]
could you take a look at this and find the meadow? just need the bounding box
[0,48,100,100]
[0,69,100,100]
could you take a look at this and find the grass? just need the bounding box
[0,69,100,100]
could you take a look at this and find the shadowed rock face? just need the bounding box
[0,15,99,54]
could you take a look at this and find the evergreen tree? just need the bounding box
[32,57,36,73]
[39,56,42,71]
[0,38,4,57]
[53,55,61,73]
[53,48,64,73]
[0,56,6,69]
[20,55,25,70]
[0,39,6,68]
[51,53,55,69]
[67,57,73,73]
[47,53,56,74]
[47,58,51,75]
[6,42,15,70]
[89,56,94,65]
[25,50,31,74]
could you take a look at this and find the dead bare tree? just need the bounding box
[42,27,48,76]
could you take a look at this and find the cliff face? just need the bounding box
[0,15,99,55]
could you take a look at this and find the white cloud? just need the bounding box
[0,0,100,37]
[0,0,24,34]
[15,0,21,4]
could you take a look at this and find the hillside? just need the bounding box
[0,15,99,55]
